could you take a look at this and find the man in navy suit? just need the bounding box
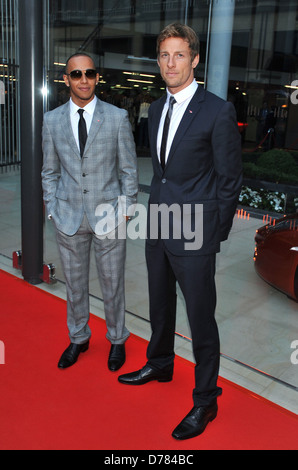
[119,23,242,440]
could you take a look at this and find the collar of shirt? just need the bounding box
[69,97,97,148]
[157,80,198,161]
[165,79,198,106]
[70,96,97,125]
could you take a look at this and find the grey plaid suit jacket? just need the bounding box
[42,98,138,236]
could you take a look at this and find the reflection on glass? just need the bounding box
[1,0,298,391]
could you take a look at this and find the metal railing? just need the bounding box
[0,0,20,170]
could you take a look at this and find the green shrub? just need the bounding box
[257,149,298,176]
[288,150,298,166]
[242,149,298,184]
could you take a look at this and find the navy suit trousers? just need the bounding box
[145,239,222,406]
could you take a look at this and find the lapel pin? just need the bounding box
[189,110,193,113]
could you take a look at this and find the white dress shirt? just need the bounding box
[157,79,198,164]
[69,96,133,225]
[69,97,97,151]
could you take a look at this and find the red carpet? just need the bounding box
[0,268,297,451]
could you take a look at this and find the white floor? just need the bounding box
[1,159,298,415]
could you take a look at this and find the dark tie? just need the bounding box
[78,109,87,157]
[160,96,176,170]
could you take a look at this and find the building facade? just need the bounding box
[46,0,298,153]
[1,0,298,170]
[1,0,298,398]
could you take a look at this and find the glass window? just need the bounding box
[1,0,297,401]
[0,0,19,168]
[42,0,298,392]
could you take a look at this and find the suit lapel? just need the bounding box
[151,95,166,174]
[61,102,81,159]
[61,98,105,159]
[166,86,205,169]
[84,99,105,155]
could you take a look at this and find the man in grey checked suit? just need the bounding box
[42,53,138,371]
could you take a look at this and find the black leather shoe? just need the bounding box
[172,400,218,440]
[118,364,172,385]
[58,341,89,369]
[108,344,126,371]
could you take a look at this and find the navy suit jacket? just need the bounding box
[147,85,243,256]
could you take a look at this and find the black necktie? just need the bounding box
[160,96,176,170]
[78,109,87,157]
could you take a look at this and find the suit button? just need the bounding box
[83,189,89,194]
[162,178,167,184]
[82,173,87,177]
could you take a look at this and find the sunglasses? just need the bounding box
[67,69,97,80]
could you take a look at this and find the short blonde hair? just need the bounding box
[156,23,200,62]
